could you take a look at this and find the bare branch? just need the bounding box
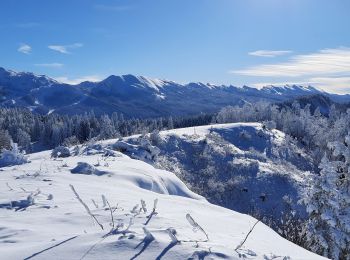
[69,184,104,230]
[235,219,260,252]
[105,198,115,230]
[186,213,209,241]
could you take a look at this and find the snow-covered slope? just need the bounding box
[1,67,350,117]
[123,123,315,227]
[0,142,323,259]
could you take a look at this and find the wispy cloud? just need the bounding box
[248,50,292,58]
[309,76,350,94]
[233,47,350,77]
[18,43,32,54]
[35,63,64,68]
[234,47,350,94]
[252,77,350,94]
[54,75,103,85]
[94,4,133,11]
[48,43,83,54]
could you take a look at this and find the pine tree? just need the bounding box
[304,134,350,259]
[99,115,116,139]
[0,130,12,150]
[16,128,31,152]
[77,118,91,142]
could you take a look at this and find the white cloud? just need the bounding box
[35,63,64,68]
[309,77,350,94]
[18,43,32,54]
[233,47,350,77]
[248,50,292,57]
[54,75,103,85]
[48,43,83,54]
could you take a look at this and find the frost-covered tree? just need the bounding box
[77,118,91,142]
[16,128,31,152]
[304,134,350,259]
[167,116,174,129]
[99,115,116,139]
[0,130,12,150]
[0,107,214,151]
[0,142,28,167]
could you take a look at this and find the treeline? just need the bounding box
[0,108,213,152]
[214,101,350,166]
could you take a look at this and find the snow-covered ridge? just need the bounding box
[122,123,314,228]
[0,136,323,259]
[2,66,348,118]
[260,84,321,95]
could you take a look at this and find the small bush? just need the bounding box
[0,143,28,167]
[51,146,71,158]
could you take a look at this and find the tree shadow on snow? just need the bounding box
[130,236,154,260]
[155,241,178,260]
[23,235,78,260]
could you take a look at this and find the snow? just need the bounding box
[0,138,325,259]
[120,74,171,92]
[47,109,55,115]
[121,123,314,225]
[158,122,263,138]
[0,144,29,167]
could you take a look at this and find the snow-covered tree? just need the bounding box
[16,128,31,152]
[77,118,91,142]
[0,130,12,150]
[0,142,28,167]
[304,134,350,259]
[99,115,116,139]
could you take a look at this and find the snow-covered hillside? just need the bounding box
[0,139,324,259]
[122,123,315,237]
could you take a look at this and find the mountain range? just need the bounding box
[1,67,349,118]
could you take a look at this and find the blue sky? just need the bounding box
[1,0,350,93]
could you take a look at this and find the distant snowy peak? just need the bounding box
[100,74,177,92]
[261,84,321,95]
[0,67,57,85]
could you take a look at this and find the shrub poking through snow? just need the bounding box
[167,228,179,244]
[71,162,107,176]
[130,204,140,215]
[186,213,209,242]
[51,146,71,158]
[91,199,98,208]
[235,219,260,253]
[145,199,158,225]
[123,217,134,235]
[141,199,147,213]
[0,143,28,167]
[112,140,160,161]
[0,194,35,210]
[101,194,107,208]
